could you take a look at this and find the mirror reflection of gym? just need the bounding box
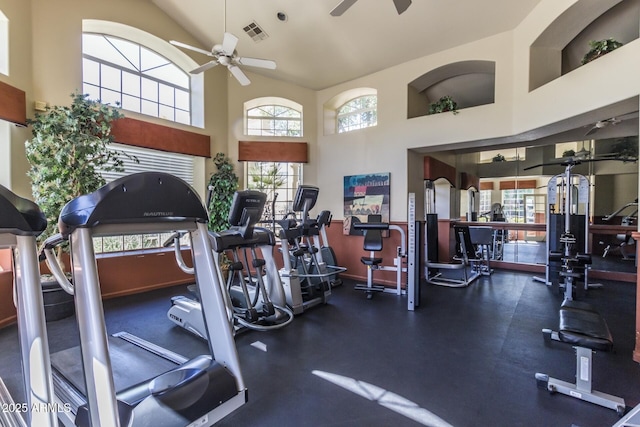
[446,137,638,276]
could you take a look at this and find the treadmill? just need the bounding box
[0,185,58,427]
[42,172,247,426]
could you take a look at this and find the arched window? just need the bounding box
[245,97,302,137]
[337,95,377,133]
[323,88,377,135]
[81,21,204,253]
[83,33,191,125]
[0,10,8,76]
[242,97,304,228]
[81,20,204,127]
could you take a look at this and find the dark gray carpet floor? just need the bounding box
[0,270,638,426]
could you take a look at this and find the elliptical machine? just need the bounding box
[278,185,346,314]
[168,190,293,336]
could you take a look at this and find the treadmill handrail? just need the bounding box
[40,233,74,295]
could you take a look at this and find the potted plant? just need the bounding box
[581,38,624,65]
[428,95,459,115]
[611,136,639,160]
[562,149,576,158]
[207,153,239,233]
[492,154,506,162]
[206,153,239,280]
[25,92,132,320]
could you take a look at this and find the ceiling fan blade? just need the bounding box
[228,65,251,86]
[585,126,599,136]
[393,0,412,14]
[170,40,212,56]
[190,61,219,74]
[237,56,277,70]
[330,0,358,16]
[221,32,239,56]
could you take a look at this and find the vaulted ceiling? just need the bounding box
[152,0,543,90]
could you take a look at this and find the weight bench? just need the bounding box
[535,299,626,416]
[426,225,482,288]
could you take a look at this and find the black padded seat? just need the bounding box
[549,251,563,261]
[0,185,47,236]
[575,253,592,264]
[361,257,383,266]
[560,299,598,312]
[558,307,613,352]
[58,172,208,237]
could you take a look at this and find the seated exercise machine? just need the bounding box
[535,300,626,416]
[422,178,491,288]
[168,190,294,336]
[601,199,637,260]
[478,203,507,260]
[353,215,407,299]
[278,185,346,314]
[426,225,490,288]
[0,185,57,427]
[42,172,246,426]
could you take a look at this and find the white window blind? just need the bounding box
[102,143,195,185]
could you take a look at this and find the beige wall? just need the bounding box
[0,0,638,224]
[314,0,640,222]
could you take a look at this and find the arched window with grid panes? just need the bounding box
[81,20,204,253]
[246,104,302,137]
[336,95,377,133]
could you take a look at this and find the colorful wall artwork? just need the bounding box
[343,172,390,235]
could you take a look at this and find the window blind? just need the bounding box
[101,143,194,185]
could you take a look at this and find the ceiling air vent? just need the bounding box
[243,21,269,42]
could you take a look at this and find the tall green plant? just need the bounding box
[25,92,130,245]
[207,153,239,232]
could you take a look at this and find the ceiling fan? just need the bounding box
[584,111,638,136]
[170,32,276,86]
[330,0,412,16]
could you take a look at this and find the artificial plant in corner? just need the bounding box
[427,95,459,115]
[207,152,239,232]
[25,92,131,259]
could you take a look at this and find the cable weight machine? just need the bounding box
[529,158,600,300]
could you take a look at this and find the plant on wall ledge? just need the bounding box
[581,38,624,65]
[492,154,506,162]
[207,153,239,232]
[427,95,459,115]
[611,136,639,161]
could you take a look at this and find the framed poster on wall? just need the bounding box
[343,172,390,235]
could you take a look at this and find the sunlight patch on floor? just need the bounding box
[312,370,454,427]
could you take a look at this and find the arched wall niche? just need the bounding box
[407,60,495,119]
[529,0,638,91]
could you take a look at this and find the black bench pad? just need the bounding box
[558,306,613,352]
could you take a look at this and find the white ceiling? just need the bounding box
[151,0,543,90]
